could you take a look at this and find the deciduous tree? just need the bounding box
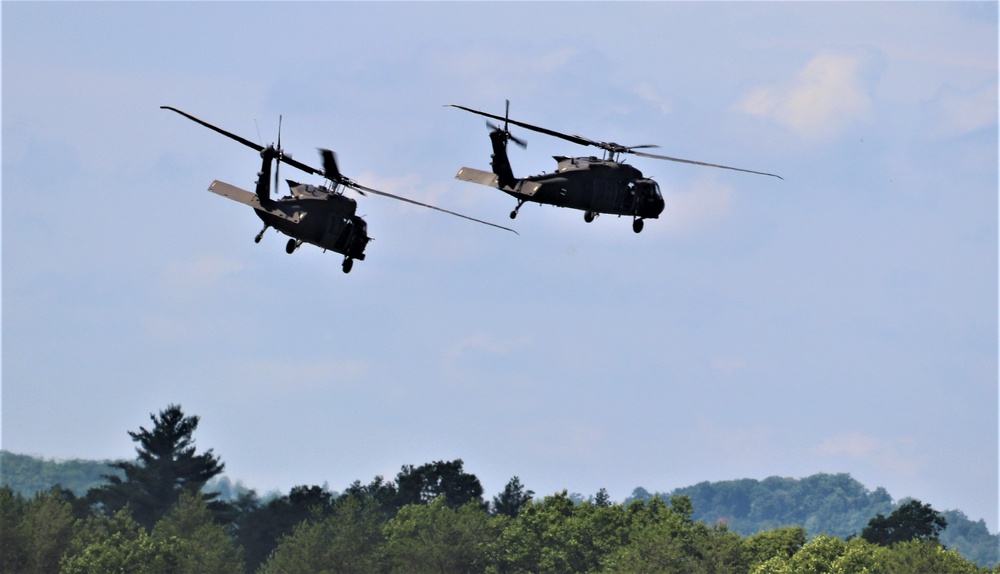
[395,459,484,510]
[861,499,947,546]
[383,497,498,573]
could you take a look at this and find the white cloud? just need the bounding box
[635,83,673,115]
[687,421,778,467]
[814,432,923,477]
[928,82,998,139]
[445,332,531,372]
[738,51,874,140]
[661,177,734,235]
[230,358,370,395]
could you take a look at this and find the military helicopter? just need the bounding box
[448,101,782,233]
[162,106,515,273]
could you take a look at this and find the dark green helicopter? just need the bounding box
[448,101,782,233]
[162,106,515,273]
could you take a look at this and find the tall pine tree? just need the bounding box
[87,404,225,529]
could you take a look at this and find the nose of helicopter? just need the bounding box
[641,191,665,218]
[651,194,665,216]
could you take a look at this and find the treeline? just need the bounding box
[5,452,997,563]
[3,482,996,574]
[1,404,997,573]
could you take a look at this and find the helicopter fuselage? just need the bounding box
[516,156,664,219]
[260,183,369,261]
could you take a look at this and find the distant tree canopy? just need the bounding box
[394,459,484,510]
[85,404,225,529]
[862,498,948,546]
[0,452,123,498]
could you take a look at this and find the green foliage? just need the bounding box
[488,490,575,573]
[0,486,77,574]
[489,492,701,573]
[259,494,386,574]
[383,497,500,573]
[344,474,399,518]
[394,459,484,510]
[742,526,808,569]
[749,535,993,574]
[0,486,26,573]
[611,497,744,574]
[861,499,947,546]
[492,476,534,518]
[234,484,337,573]
[61,506,171,574]
[152,491,244,574]
[879,539,986,574]
[941,510,1000,568]
[672,473,895,538]
[60,529,181,574]
[61,494,243,574]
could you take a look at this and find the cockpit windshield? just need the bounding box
[636,180,661,199]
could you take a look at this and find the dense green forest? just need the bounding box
[2,405,997,572]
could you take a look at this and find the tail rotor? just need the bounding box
[486,99,527,149]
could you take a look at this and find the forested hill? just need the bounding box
[627,472,998,567]
[3,451,997,566]
[0,451,124,496]
[631,473,895,538]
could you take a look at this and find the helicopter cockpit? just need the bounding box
[633,179,664,218]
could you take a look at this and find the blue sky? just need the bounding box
[3,2,997,531]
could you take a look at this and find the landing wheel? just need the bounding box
[632,218,644,233]
[584,211,596,223]
[510,200,525,220]
[285,238,300,254]
[342,258,354,274]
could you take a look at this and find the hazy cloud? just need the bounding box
[927,82,998,139]
[738,51,874,140]
[815,432,923,478]
[162,256,246,296]
[661,177,734,235]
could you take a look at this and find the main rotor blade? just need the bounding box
[632,150,783,179]
[161,106,265,153]
[161,106,327,177]
[447,104,595,148]
[319,149,343,182]
[348,181,518,234]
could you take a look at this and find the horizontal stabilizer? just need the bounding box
[208,180,303,223]
[455,167,499,188]
[515,180,543,196]
[455,167,543,197]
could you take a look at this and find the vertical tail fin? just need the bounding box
[488,129,517,190]
[255,146,277,205]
